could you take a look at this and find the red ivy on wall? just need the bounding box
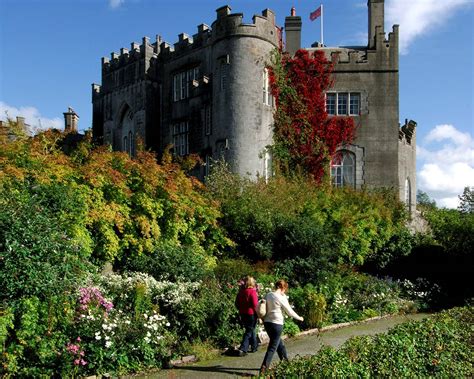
[269,49,357,182]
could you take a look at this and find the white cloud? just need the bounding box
[385,0,472,54]
[417,124,474,208]
[0,101,63,132]
[109,0,124,9]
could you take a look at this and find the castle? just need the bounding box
[91,0,416,211]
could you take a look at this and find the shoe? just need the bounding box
[249,347,258,353]
[237,349,247,357]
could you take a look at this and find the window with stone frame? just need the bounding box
[204,104,212,135]
[220,62,228,91]
[330,150,356,188]
[172,121,189,156]
[326,92,361,115]
[172,67,200,102]
[263,68,273,106]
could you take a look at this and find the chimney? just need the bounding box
[368,0,384,48]
[63,107,79,133]
[285,7,302,56]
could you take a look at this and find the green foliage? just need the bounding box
[123,245,212,282]
[458,186,474,213]
[289,285,326,328]
[1,296,76,377]
[208,164,410,270]
[270,306,474,377]
[0,130,230,269]
[0,181,93,301]
[167,279,241,347]
[417,189,437,209]
[282,318,300,337]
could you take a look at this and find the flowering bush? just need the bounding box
[70,284,174,376]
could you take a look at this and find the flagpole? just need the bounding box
[321,4,324,45]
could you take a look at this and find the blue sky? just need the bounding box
[1,0,473,208]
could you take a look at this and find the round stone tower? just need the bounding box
[210,6,279,178]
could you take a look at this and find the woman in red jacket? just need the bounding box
[235,275,259,355]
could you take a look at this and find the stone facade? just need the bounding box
[91,0,416,209]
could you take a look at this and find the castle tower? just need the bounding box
[368,0,384,48]
[63,107,79,133]
[285,7,302,55]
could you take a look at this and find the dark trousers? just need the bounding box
[239,313,258,352]
[261,322,288,369]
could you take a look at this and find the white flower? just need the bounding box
[95,335,102,341]
[105,340,113,348]
[144,337,150,343]
[165,322,170,327]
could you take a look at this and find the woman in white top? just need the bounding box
[260,279,303,374]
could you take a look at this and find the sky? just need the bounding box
[0,0,473,208]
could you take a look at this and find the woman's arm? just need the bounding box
[280,295,303,321]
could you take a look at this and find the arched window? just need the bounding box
[331,151,355,188]
[128,131,134,156]
[123,136,128,153]
[405,178,411,211]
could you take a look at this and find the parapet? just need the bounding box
[399,119,417,145]
[157,6,278,60]
[309,24,399,71]
[101,35,160,72]
[211,6,278,45]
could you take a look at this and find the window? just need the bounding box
[405,178,411,210]
[128,131,134,156]
[172,67,200,102]
[349,92,360,115]
[326,92,360,115]
[331,151,355,188]
[123,136,128,153]
[326,93,336,115]
[263,150,272,181]
[172,121,189,156]
[220,62,228,91]
[263,68,273,106]
[204,105,212,135]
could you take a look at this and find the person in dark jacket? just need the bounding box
[235,275,259,355]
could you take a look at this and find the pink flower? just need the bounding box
[74,359,81,366]
[80,359,87,366]
[76,336,81,342]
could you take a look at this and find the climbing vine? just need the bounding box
[269,49,357,181]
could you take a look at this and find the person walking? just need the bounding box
[235,275,259,356]
[260,279,303,374]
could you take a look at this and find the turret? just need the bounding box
[63,107,79,133]
[368,0,384,48]
[285,7,302,55]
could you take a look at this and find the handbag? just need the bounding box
[256,299,267,319]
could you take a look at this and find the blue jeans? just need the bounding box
[239,313,258,352]
[261,322,288,369]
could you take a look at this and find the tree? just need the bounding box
[416,190,436,209]
[458,186,474,213]
[268,49,356,181]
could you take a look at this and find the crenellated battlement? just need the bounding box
[210,6,277,45]
[310,24,399,72]
[101,35,160,72]
[159,5,277,59]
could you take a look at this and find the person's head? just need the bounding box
[275,279,289,293]
[244,275,256,289]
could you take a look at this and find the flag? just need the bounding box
[310,5,321,21]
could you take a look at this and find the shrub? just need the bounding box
[270,306,474,377]
[0,181,93,301]
[289,285,326,329]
